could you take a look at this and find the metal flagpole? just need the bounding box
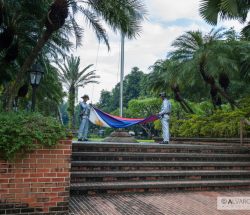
[119,33,125,117]
[103,32,137,143]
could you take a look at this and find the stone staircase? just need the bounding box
[70,141,250,195]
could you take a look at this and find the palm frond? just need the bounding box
[78,6,110,50]
[87,0,146,39]
[199,0,221,25]
[70,15,83,47]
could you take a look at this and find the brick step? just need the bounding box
[172,141,250,147]
[72,152,250,162]
[72,142,250,154]
[70,179,250,195]
[71,161,250,171]
[171,137,250,144]
[71,170,250,183]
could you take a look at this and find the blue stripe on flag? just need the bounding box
[94,108,144,128]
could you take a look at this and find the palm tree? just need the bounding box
[170,83,194,114]
[0,0,74,108]
[147,60,194,113]
[199,0,250,25]
[5,0,146,111]
[199,0,250,39]
[57,55,99,128]
[169,28,239,108]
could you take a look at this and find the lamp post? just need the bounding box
[29,63,44,111]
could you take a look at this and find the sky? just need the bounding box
[75,0,246,104]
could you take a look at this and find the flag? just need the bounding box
[89,106,158,128]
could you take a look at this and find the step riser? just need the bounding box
[71,166,250,171]
[70,185,250,195]
[72,147,249,154]
[71,174,250,183]
[71,143,250,195]
[72,156,250,162]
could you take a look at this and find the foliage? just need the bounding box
[152,97,250,138]
[199,0,250,40]
[127,98,161,117]
[0,0,73,110]
[123,67,147,105]
[97,67,150,113]
[57,55,99,128]
[0,112,66,160]
[147,28,250,110]
[199,0,250,25]
[2,0,147,111]
[164,98,250,138]
[126,98,161,137]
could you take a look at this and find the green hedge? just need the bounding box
[170,109,249,137]
[0,112,66,160]
[155,98,250,138]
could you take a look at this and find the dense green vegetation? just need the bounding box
[57,55,99,128]
[0,0,249,143]
[96,26,250,138]
[0,112,66,160]
[0,0,146,111]
[200,0,250,39]
[0,0,146,158]
[168,98,250,138]
[0,0,146,112]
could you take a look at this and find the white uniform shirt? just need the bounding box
[159,98,171,115]
[79,102,90,118]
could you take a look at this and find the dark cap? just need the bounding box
[81,95,89,99]
[159,92,166,97]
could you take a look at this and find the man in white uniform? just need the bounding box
[158,92,171,144]
[78,95,91,141]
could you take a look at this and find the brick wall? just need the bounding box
[0,139,72,215]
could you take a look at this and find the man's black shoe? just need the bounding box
[159,141,169,144]
[78,138,83,141]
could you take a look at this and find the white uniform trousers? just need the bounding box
[78,117,89,140]
[161,115,170,142]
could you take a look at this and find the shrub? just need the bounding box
[0,112,66,160]
[155,97,250,138]
[169,108,250,138]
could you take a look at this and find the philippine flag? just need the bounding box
[89,106,158,128]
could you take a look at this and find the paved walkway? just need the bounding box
[69,191,250,215]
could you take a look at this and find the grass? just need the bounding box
[137,139,155,143]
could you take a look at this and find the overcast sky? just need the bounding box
[75,0,245,104]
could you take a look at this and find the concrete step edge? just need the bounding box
[71,170,250,177]
[72,152,250,158]
[71,161,250,166]
[72,142,249,150]
[70,180,250,190]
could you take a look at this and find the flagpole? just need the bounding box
[119,33,125,117]
[103,32,137,143]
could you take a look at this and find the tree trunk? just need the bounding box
[5,30,52,111]
[173,90,194,114]
[215,86,239,108]
[182,99,194,114]
[176,92,194,114]
[68,86,75,129]
[178,101,189,113]
[199,61,238,109]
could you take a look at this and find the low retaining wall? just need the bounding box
[0,139,72,214]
